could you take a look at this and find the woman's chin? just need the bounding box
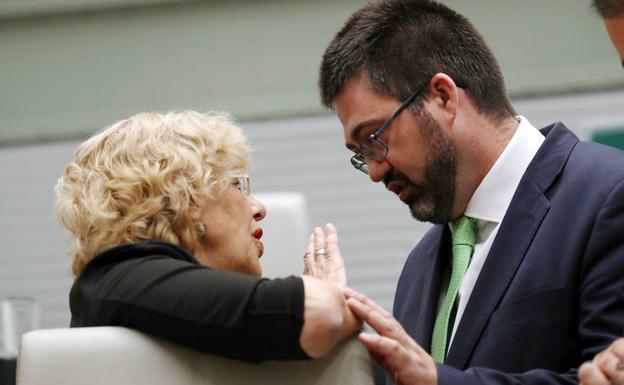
[254,239,264,258]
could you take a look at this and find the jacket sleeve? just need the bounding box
[70,254,308,363]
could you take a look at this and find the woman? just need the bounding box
[55,111,359,362]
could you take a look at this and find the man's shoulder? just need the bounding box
[540,121,624,164]
[534,121,624,190]
[573,139,624,163]
[564,139,624,188]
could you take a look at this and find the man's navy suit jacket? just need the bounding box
[394,122,624,385]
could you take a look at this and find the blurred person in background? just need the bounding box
[54,110,359,362]
[594,0,624,65]
[318,0,624,384]
[576,2,624,385]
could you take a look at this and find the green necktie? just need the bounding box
[431,215,477,363]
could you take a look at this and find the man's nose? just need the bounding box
[367,158,392,183]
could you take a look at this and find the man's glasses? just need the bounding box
[350,86,426,175]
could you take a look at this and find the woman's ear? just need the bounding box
[195,222,206,238]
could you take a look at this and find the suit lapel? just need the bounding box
[444,122,579,368]
[445,178,550,368]
[411,226,451,351]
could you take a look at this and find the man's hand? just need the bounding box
[345,287,437,385]
[579,338,624,385]
[303,223,347,289]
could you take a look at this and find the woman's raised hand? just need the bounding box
[303,223,347,289]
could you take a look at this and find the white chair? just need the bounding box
[17,327,373,385]
[253,192,310,278]
[17,193,368,384]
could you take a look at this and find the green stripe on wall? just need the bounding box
[592,128,624,151]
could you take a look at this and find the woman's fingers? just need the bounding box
[303,223,348,288]
[313,227,327,275]
[303,233,316,275]
[304,227,327,278]
[323,223,347,287]
[325,223,339,257]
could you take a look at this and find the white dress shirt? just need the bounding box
[447,116,545,346]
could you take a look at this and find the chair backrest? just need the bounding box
[17,327,374,385]
[253,192,310,278]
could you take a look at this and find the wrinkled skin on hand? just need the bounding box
[303,223,347,289]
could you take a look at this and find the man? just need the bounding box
[318,1,624,384]
[594,0,624,65]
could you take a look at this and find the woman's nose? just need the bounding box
[248,196,267,221]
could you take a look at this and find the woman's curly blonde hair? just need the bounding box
[55,111,250,277]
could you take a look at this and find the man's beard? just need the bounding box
[386,109,457,224]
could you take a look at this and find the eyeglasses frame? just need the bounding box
[350,86,427,174]
[229,173,251,197]
[350,79,466,175]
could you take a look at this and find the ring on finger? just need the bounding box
[617,361,624,370]
[314,247,326,256]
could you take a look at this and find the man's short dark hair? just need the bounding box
[319,0,515,121]
[593,0,624,18]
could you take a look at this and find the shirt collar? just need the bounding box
[462,116,545,224]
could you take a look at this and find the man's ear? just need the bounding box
[426,72,459,123]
